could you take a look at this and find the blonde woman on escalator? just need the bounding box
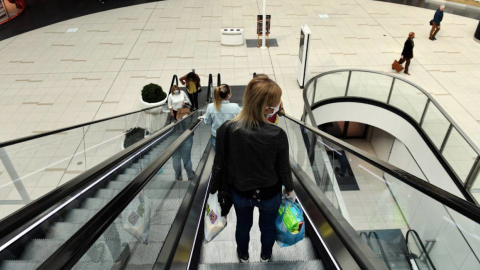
[200,84,240,150]
[209,74,295,263]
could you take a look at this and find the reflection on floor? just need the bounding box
[359,229,410,270]
[326,149,359,191]
[340,139,408,232]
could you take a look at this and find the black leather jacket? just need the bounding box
[209,121,294,197]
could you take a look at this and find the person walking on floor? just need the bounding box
[209,74,295,263]
[200,84,240,150]
[430,5,445,41]
[398,32,415,75]
[180,70,201,111]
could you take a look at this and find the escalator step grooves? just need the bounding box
[198,260,324,269]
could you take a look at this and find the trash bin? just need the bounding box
[220,28,244,46]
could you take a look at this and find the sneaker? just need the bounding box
[175,177,182,181]
[238,252,249,263]
[260,254,271,263]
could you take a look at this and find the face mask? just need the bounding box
[174,90,179,95]
[266,102,281,118]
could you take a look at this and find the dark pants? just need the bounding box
[430,22,440,39]
[232,189,281,259]
[398,57,411,73]
[188,92,198,111]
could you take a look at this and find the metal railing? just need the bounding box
[303,69,480,197]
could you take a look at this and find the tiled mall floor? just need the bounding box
[1,0,480,215]
[1,0,480,143]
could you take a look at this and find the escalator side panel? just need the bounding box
[291,160,389,270]
[168,147,216,270]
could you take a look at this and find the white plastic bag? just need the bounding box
[122,191,152,245]
[204,192,227,243]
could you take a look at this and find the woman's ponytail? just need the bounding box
[214,84,231,111]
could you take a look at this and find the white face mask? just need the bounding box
[266,102,281,118]
[174,90,179,95]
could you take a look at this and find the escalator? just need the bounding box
[1,77,480,270]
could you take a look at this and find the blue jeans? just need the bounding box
[211,136,216,151]
[232,189,282,258]
[172,135,194,179]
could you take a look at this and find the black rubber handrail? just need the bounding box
[207,73,213,103]
[38,118,204,270]
[369,232,392,270]
[406,229,436,270]
[281,113,480,224]
[0,112,198,252]
[0,105,167,149]
[217,73,221,86]
[170,74,179,92]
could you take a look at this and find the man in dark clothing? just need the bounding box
[430,5,445,41]
[398,32,415,75]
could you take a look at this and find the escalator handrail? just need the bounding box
[207,74,213,103]
[0,104,167,149]
[406,229,437,270]
[37,118,204,270]
[368,232,392,270]
[282,113,480,224]
[171,74,179,90]
[0,112,198,252]
[217,73,221,86]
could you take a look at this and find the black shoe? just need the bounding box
[433,37,437,40]
[429,37,434,41]
[238,251,249,263]
[260,254,271,263]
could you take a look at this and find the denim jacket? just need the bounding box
[203,101,240,137]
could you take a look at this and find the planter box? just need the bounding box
[141,96,167,114]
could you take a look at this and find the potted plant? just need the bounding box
[122,127,148,150]
[141,83,167,114]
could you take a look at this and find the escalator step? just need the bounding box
[200,239,317,264]
[0,261,115,270]
[82,198,185,211]
[198,261,324,270]
[64,209,179,225]
[126,242,164,266]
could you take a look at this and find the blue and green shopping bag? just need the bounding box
[275,198,305,247]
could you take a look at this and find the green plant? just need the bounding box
[124,127,146,148]
[142,83,166,103]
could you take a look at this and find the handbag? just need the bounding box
[176,107,191,120]
[430,20,433,26]
[392,60,404,72]
[217,122,233,217]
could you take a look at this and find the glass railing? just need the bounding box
[0,106,169,221]
[303,69,480,202]
[70,121,210,269]
[0,111,201,269]
[281,114,480,270]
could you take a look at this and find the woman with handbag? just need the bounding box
[168,85,191,122]
[209,74,295,263]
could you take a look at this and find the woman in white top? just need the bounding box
[202,84,240,150]
[168,85,191,121]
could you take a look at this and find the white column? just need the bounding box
[260,0,267,49]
